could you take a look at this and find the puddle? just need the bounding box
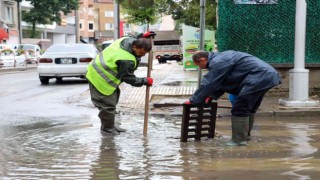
[0,115,319,179]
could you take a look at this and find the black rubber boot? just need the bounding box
[100,125,119,135]
[247,113,255,141]
[226,116,249,146]
[114,125,126,133]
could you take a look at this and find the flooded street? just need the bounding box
[0,69,319,179]
[1,113,319,179]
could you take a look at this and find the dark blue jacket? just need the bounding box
[190,50,281,105]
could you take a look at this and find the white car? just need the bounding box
[17,44,41,64]
[37,44,99,84]
[0,52,26,68]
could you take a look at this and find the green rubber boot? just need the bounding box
[226,116,249,146]
[247,113,255,141]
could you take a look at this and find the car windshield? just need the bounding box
[0,51,15,57]
[45,44,92,53]
[18,45,36,51]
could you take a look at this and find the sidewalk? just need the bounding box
[118,61,320,118]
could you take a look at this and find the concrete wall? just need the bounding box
[66,35,76,44]
[270,67,320,96]
[53,33,66,44]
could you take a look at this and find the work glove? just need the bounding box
[183,100,192,105]
[143,31,157,39]
[145,77,153,86]
[205,96,213,105]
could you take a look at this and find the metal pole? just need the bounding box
[113,0,120,40]
[294,0,306,69]
[198,0,206,88]
[75,9,79,43]
[279,0,319,107]
[17,2,22,44]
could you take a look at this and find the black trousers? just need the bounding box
[231,88,270,117]
[89,82,120,128]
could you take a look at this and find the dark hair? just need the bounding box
[133,38,152,51]
[192,51,209,62]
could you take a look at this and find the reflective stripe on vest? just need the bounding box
[86,37,137,96]
[91,53,118,88]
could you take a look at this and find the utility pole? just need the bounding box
[113,0,120,40]
[198,0,206,88]
[17,1,22,44]
[279,0,319,107]
[75,9,79,43]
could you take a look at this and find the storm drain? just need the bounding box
[181,102,218,142]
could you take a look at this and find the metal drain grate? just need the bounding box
[181,102,218,142]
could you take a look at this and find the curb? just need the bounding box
[273,110,320,118]
[0,66,37,73]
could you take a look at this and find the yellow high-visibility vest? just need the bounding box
[86,37,137,95]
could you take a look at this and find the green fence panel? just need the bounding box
[217,0,320,64]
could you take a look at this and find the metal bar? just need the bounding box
[181,104,191,142]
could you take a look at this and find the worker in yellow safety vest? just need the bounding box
[86,32,156,135]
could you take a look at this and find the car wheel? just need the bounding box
[56,77,63,83]
[39,76,49,85]
[158,58,164,63]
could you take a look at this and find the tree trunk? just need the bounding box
[31,22,36,38]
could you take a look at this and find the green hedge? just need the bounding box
[217,0,320,63]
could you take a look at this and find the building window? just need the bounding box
[124,23,130,29]
[88,22,94,31]
[105,23,114,30]
[5,6,14,24]
[105,11,114,17]
[79,20,84,30]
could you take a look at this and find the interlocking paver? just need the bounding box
[118,62,197,109]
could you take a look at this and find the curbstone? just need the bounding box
[0,66,37,73]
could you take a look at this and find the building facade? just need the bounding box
[79,0,95,43]
[0,0,19,44]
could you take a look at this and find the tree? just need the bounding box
[156,0,217,30]
[17,0,79,38]
[116,0,160,31]
[117,0,217,31]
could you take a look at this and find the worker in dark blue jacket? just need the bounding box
[185,50,281,146]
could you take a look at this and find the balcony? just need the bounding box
[4,0,15,5]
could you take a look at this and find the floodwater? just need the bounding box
[0,114,319,179]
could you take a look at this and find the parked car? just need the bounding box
[0,44,18,53]
[0,50,26,68]
[101,40,114,50]
[16,44,41,64]
[156,54,182,63]
[37,44,99,84]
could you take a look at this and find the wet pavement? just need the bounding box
[1,61,320,179]
[1,114,319,179]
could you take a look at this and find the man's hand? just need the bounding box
[145,77,153,86]
[205,96,213,105]
[183,100,192,105]
[143,31,156,39]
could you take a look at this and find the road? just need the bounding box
[0,69,94,120]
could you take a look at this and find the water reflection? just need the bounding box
[90,136,120,179]
[1,114,320,179]
[280,123,318,180]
